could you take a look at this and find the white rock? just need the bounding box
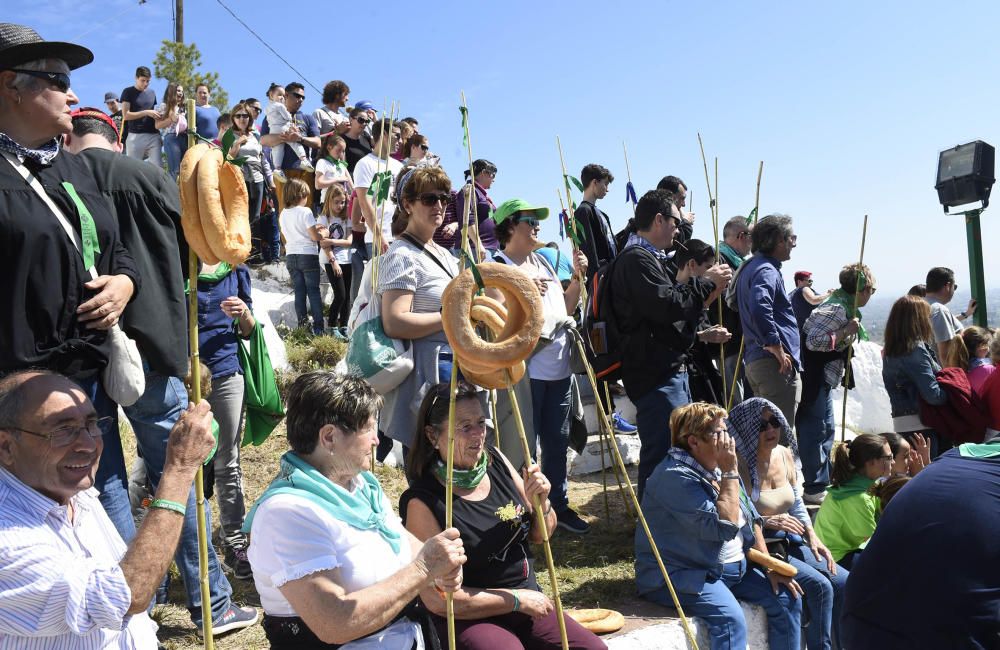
[831,340,893,434]
[608,602,770,649]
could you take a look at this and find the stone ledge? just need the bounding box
[606,601,770,649]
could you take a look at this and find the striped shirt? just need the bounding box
[0,468,158,649]
[376,238,457,314]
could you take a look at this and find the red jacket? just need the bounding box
[919,367,988,444]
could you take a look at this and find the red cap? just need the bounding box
[70,107,120,142]
[793,271,813,282]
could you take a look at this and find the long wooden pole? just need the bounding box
[184,97,214,649]
[840,215,869,442]
[725,161,764,413]
[568,331,699,649]
[622,141,637,216]
[713,156,727,406]
[555,136,587,310]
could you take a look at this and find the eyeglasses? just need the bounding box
[233,113,251,119]
[516,215,540,228]
[290,92,305,100]
[8,69,70,93]
[419,144,429,151]
[418,192,451,207]
[759,416,782,432]
[5,416,112,448]
[786,234,798,243]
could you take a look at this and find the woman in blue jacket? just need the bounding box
[636,402,803,650]
[881,295,948,457]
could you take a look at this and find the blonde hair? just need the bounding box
[321,184,348,219]
[283,178,311,207]
[670,402,728,451]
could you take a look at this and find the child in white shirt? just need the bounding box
[265,84,313,180]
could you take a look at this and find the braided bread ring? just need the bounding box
[197,148,252,265]
[178,143,219,264]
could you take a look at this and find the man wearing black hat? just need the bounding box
[104,90,125,144]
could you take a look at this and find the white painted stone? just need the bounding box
[607,602,770,649]
[568,434,641,476]
[831,340,893,434]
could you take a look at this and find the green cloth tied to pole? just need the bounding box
[237,320,285,446]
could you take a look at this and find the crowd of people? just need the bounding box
[2,21,1000,650]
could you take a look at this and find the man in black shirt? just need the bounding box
[120,65,161,164]
[575,163,617,287]
[342,106,372,173]
[610,189,731,498]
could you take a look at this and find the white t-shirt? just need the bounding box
[353,153,403,245]
[494,251,572,381]
[315,157,353,203]
[247,489,419,648]
[719,508,747,564]
[929,299,963,343]
[279,205,320,255]
[317,214,352,265]
[313,106,350,134]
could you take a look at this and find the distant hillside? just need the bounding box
[853,289,998,344]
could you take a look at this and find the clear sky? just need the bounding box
[9,0,1000,319]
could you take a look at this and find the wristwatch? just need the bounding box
[721,471,740,480]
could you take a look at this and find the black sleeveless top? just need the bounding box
[400,446,538,590]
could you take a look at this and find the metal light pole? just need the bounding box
[961,208,988,328]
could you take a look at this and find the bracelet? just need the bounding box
[542,500,552,516]
[149,498,186,516]
[511,589,520,612]
[721,472,740,480]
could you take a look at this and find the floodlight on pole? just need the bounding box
[935,140,994,328]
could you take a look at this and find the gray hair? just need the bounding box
[751,213,794,255]
[0,369,62,431]
[722,216,749,240]
[284,371,383,455]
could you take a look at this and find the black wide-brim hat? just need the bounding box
[0,23,93,71]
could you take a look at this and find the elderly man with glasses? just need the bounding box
[0,369,216,647]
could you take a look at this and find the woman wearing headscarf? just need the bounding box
[728,398,844,650]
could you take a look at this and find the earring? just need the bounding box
[14,93,21,105]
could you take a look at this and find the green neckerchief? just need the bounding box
[824,288,869,341]
[198,262,232,283]
[325,156,348,171]
[434,451,488,489]
[241,451,401,553]
[959,441,1000,458]
[718,242,745,270]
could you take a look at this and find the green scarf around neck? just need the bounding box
[198,262,232,283]
[242,451,402,553]
[824,288,869,341]
[433,451,488,489]
[718,242,745,270]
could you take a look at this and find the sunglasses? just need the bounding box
[759,416,782,432]
[233,113,251,119]
[356,117,371,125]
[9,69,70,93]
[516,215,540,228]
[419,144,429,151]
[417,192,451,207]
[290,92,305,100]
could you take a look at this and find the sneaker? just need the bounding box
[803,491,827,505]
[210,604,259,636]
[612,411,638,435]
[273,170,287,182]
[224,545,253,581]
[556,508,591,535]
[299,160,315,172]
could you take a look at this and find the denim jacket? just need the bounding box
[636,457,762,596]
[881,342,947,417]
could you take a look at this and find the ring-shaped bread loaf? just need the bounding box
[441,262,543,368]
[178,143,220,264]
[197,148,252,265]
[565,609,626,634]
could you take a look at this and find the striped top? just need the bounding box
[376,237,458,315]
[0,467,158,649]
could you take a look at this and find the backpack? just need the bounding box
[582,255,625,382]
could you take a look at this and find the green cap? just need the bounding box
[492,198,550,225]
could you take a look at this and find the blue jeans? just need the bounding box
[286,253,325,334]
[634,371,691,501]
[253,207,281,263]
[646,559,802,650]
[163,131,187,180]
[796,383,835,496]
[122,370,233,625]
[530,376,573,512]
[787,540,848,650]
[84,375,136,544]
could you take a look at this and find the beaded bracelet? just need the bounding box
[149,498,186,516]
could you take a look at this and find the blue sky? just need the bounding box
[10,1,1000,315]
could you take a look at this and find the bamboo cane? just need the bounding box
[443,365,460,650]
[622,141,637,217]
[568,331,699,649]
[459,92,486,263]
[505,370,570,650]
[555,136,587,310]
[840,215,869,442]
[714,157,727,406]
[725,161,764,413]
[602,383,635,520]
[184,97,215,649]
[370,100,397,295]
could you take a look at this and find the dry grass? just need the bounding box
[125,422,655,649]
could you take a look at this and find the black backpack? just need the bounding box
[582,255,625,382]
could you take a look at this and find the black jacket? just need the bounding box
[575,200,616,286]
[79,148,189,377]
[610,244,715,401]
[0,150,140,378]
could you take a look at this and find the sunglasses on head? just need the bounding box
[760,416,782,432]
[9,69,70,92]
[417,192,450,207]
